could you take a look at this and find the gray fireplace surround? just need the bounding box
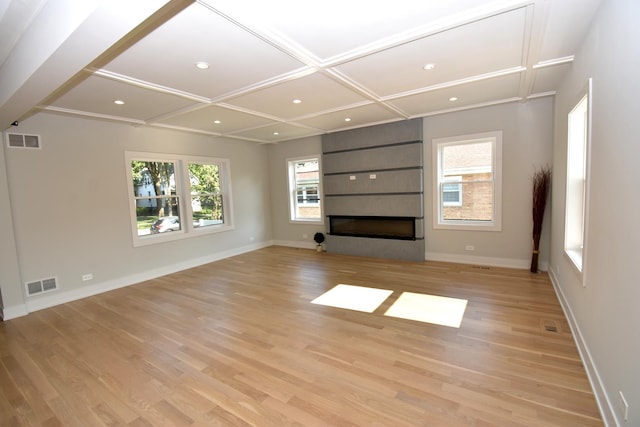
[322,118,424,261]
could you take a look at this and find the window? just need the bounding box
[125,152,233,246]
[433,131,502,231]
[564,79,592,276]
[442,176,462,207]
[287,156,323,223]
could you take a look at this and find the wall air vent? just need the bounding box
[25,277,58,296]
[5,133,41,149]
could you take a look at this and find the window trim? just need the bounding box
[287,155,324,224]
[125,151,234,247]
[432,131,503,231]
[564,78,592,283]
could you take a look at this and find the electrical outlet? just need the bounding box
[619,391,629,421]
[302,234,308,239]
[249,236,255,242]
[465,245,475,251]
[82,274,93,281]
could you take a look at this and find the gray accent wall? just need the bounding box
[322,119,424,261]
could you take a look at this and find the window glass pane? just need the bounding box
[442,142,492,179]
[188,163,220,194]
[191,195,224,228]
[297,185,319,204]
[442,189,460,203]
[131,161,175,197]
[137,197,181,236]
[442,181,493,221]
[189,163,224,229]
[441,142,494,220]
[131,161,180,236]
[307,187,319,203]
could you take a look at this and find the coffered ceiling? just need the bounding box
[1,0,602,143]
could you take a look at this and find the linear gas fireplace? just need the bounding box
[329,215,416,241]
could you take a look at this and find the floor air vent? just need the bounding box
[26,277,58,296]
[6,133,41,149]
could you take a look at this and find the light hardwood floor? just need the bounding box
[0,246,602,426]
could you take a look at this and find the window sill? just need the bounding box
[564,248,585,286]
[133,223,234,247]
[434,220,501,232]
[289,219,324,225]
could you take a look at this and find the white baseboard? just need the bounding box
[273,239,318,250]
[426,251,548,271]
[548,268,617,427]
[4,240,274,321]
[1,303,29,321]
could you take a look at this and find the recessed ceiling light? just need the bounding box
[273,132,279,135]
[449,96,458,102]
[423,63,436,70]
[292,99,302,104]
[114,100,125,105]
[213,120,221,124]
[344,118,351,122]
[195,62,209,70]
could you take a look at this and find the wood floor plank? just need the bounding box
[0,246,603,426]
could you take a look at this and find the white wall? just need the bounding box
[424,97,554,269]
[549,0,640,424]
[1,112,273,318]
[267,135,325,248]
[0,136,23,317]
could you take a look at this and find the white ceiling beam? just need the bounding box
[0,0,192,131]
[518,0,552,99]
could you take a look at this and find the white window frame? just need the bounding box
[564,79,592,282]
[432,131,502,231]
[125,151,234,247]
[287,155,324,224]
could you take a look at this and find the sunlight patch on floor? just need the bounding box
[311,284,393,313]
[384,292,468,328]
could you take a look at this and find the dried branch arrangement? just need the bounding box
[531,166,552,273]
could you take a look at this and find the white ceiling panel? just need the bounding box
[387,73,523,117]
[155,104,276,134]
[49,75,196,121]
[296,104,402,132]
[224,73,370,119]
[102,2,307,99]
[530,63,572,94]
[538,0,602,60]
[230,122,321,143]
[0,0,48,68]
[334,8,527,98]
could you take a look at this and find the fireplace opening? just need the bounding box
[329,216,416,240]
